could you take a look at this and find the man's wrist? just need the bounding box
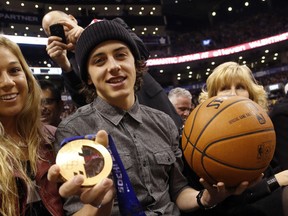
[267,175,280,192]
[196,189,217,210]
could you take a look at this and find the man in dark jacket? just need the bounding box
[269,83,288,170]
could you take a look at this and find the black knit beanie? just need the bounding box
[75,20,141,84]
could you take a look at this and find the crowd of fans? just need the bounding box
[23,3,288,117]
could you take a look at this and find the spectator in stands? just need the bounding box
[168,87,193,124]
[42,10,182,129]
[39,79,63,127]
[188,61,288,216]
[269,83,288,170]
[48,19,252,216]
[42,10,86,106]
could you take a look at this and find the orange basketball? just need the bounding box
[182,95,276,187]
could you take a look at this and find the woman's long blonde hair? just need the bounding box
[198,61,268,111]
[0,36,45,215]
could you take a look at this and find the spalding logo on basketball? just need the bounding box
[181,95,276,187]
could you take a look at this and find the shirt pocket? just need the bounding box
[152,149,176,190]
[154,150,176,166]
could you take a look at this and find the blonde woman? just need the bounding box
[0,36,63,215]
[189,61,288,216]
[198,61,267,111]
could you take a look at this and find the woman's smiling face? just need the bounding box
[0,46,28,120]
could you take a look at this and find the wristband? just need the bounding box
[266,175,280,192]
[196,189,217,210]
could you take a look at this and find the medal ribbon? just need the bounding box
[60,134,146,216]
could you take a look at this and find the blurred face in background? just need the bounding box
[40,88,63,127]
[171,96,192,123]
[42,11,77,36]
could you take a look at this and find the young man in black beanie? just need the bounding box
[48,19,251,215]
[42,11,182,130]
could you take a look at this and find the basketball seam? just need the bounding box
[189,98,248,170]
[200,128,274,169]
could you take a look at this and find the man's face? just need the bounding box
[172,96,192,123]
[40,88,62,126]
[42,12,76,36]
[87,40,136,109]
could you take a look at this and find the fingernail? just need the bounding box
[74,175,83,185]
[101,178,110,187]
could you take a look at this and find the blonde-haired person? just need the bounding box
[0,36,64,215]
[198,61,268,111]
[186,61,288,216]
